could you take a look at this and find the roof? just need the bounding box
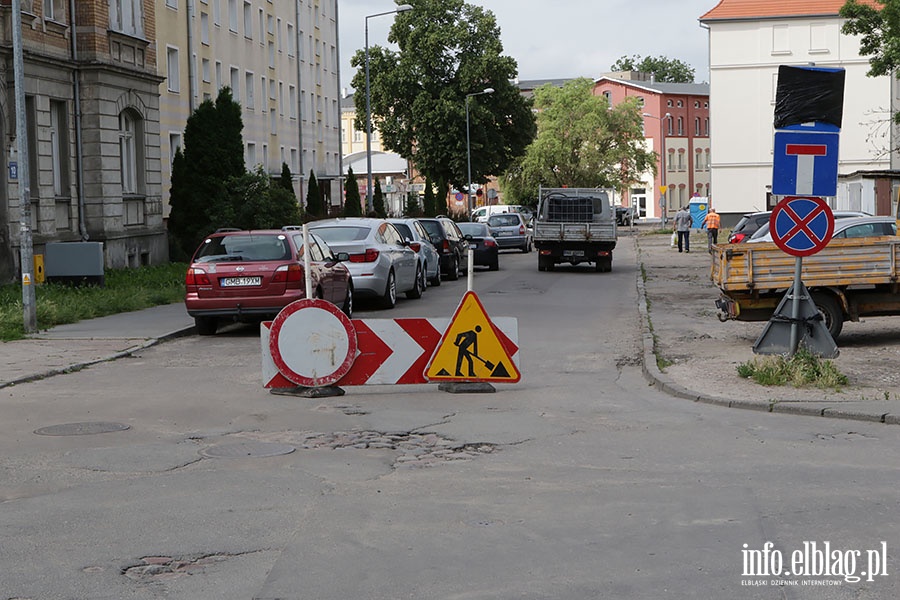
[700,0,880,21]
[595,77,709,96]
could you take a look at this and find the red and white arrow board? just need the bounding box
[261,317,518,388]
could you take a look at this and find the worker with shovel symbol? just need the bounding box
[454,325,493,377]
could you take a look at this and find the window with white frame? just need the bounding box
[228,0,237,32]
[268,40,275,68]
[262,144,268,170]
[169,132,182,166]
[230,67,240,101]
[119,110,142,195]
[287,23,295,56]
[215,61,222,89]
[277,18,283,52]
[44,0,67,23]
[109,0,144,37]
[166,0,177,8]
[267,14,274,34]
[213,0,220,25]
[245,72,255,109]
[247,142,257,167]
[278,81,284,115]
[166,47,180,92]
[259,8,265,41]
[270,108,277,135]
[290,148,298,173]
[202,58,210,82]
[201,12,209,44]
[289,85,296,119]
[243,1,252,39]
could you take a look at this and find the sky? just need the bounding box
[337,0,717,92]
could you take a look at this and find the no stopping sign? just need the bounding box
[268,299,357,387]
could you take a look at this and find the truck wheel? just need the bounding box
[595,256,612,272]
[538,255,554,272]
[812,292,843,339]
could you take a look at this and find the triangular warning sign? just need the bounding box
[425,291,520,383]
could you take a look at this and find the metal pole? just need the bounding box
[789,256,803,355]
[303,224,313,300]
[364,18,373,214]
[466,95,472,217]
[13,0,36,333]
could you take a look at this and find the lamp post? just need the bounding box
[466,87,494,217]
[644,112,671,223]
[365,4,413,214]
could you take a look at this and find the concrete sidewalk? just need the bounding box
[0,303,195,388]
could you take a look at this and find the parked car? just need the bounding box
[615,205,639,226]
[727,211,772,243]
[747,211,874,243]
[309,218,420,308]
[388,217,442,287]
[471,204,534,224]
[488,212,532,252]
[184,229,353,335]
[417,217,469,281]
[457,221,500,271]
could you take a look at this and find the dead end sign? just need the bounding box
[425,291,520,383]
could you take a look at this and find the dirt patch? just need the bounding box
[635,229,900,405]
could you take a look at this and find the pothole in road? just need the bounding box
[235,430,497,467]
[122,554,237,583]
[34,422,131,436]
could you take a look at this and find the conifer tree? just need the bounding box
[343,167,363,217]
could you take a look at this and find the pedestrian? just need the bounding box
[703,207,721,252]
[674,206,692,253]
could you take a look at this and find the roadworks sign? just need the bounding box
[424,291,520,383]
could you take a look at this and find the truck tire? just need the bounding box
[595,256,612,272]
[538,255,554,272]
[812,292,843,339]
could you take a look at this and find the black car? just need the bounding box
[417,217,468,281]
[728,211,771,243]
[615,205,638,226]
[457,221,499,271]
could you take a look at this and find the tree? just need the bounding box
[841,0,900,121]
[501,78,656,202]
[167,87,245,258]
[305,170,323,218]
[404,193,422,217]
[232,166,302,229]
[422,177,438,217]
[373,178,387,217]
[343,167,363,217]
[349,0,535,202]
[279,162,295,195]
[611,54,696,83]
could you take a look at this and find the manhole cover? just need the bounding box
[34,422,131,436]
[201,442,296,458]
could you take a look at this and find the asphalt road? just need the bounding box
[1,238,898,599]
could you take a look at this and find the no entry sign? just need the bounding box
[770,196,834,257]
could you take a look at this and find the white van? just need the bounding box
[472,204,532,223]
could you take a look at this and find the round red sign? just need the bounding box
[769,196,835,257]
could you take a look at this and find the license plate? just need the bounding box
[221,276,262,287]
[469,244,477,249]
[498,230,513,236]
[562,250,585,257]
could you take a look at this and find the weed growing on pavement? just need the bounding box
[736,347,849,390]
[0,263,187,341]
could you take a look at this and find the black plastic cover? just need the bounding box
[773,65,845,129]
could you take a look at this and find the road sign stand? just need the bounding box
[752,273,839,358]
[438,381,495,394]
[270,385,346,398]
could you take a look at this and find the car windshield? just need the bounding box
[458,222,488,236]
[489,214,520,227]
[194,234,291,262]
[310,226,369,242]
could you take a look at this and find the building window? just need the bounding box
[268,40,275,68]
[228,0,237,32]
[201,12,210,45]
[230,67,240,102]
[602,90,611,104]
[109,0,144,37]
[278,81,284,115]
[243,1,252,39]
[213,0,220,25]
[270,107,277,135]
[287,23,295,56]
[695,149,703,171]
[166,47,180,92]
[289,85,297,119]
[202,58,210,82]
[677,116,684,136]
[677,100,683,108]
[694,117,701,136]
[247,142,257,167]
[44,0,66,23]
[704,117,709,136]
[166,0,177,8]
[772,24,790,54]
[259,8,265,41]
[245,71,255,109]
[169,132,182,166]
[50,100,70,198]
[119,110,143,195]
[666,115,673,136]
[667,99,673,107]
[636,96,645,107]
[215,61,222,89]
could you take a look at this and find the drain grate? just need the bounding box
[201,441,296,458]
[34,422,131,436]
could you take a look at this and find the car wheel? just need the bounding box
[522,239,531,253]
[406,264,424,299]
[342,282,353,318]
[812,292,843,339]
[446,256,460,281]
[380,270,397,309]
[429,264,442,287]
[195,316,218,336]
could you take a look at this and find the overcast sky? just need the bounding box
[337,0,716,92]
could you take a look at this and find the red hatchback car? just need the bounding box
[185,229,353,335]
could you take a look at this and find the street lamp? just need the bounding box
[466,87,494,217]
[644,112,671,222]
[365,4,413,213]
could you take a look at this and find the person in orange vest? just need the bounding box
[703,207,721,252]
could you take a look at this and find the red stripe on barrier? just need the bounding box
[338,320,394,385]
[395,318,442,384]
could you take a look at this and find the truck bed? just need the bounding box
[710,237,900,292]
[533,222,616,245]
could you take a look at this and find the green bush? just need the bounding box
[736,347,849,390]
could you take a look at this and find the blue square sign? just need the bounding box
[772,129,840,197]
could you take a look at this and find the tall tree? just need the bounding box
[279,162,295,195]
[404,192,422,217]
[344,167,363,217]
[305,170,323,218]
[423,177,437,217]
[167,87,245,258]
[841,1,900,95]
[349,0,536,201]
[611,54,696,83]
[232,166,302,229]
[501,78,656,202]
[373,178,387,217]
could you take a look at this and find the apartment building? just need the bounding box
[0,0,165,277]
[700,0,890,225]
[158,0,342,213]
[593,74,710,220]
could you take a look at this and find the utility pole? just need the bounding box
[13,0,37,333]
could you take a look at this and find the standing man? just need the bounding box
[674,206,692,253]
[703,207,721,253]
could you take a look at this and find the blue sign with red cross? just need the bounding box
[770,196,835,257]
